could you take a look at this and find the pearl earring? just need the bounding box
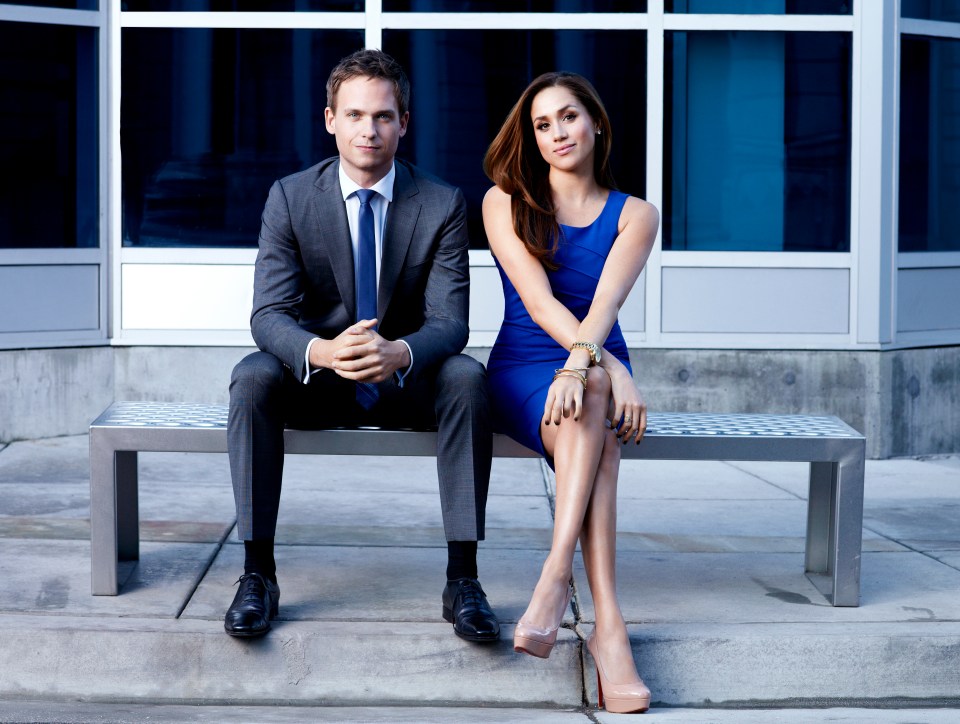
[596,128,602,135]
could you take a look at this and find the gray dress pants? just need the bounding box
[227,351,492,543]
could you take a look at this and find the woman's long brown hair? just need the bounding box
[483,72,616,269]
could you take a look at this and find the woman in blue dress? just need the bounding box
[482,72,659,714]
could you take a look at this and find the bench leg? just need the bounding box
[805,461,836,576]
[90,436,119,595]
[116,451,140,562]
[805,451,865,607]
[829,449,865,606]
[90,439,140,595]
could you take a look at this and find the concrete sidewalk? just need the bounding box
[0,435,958,719]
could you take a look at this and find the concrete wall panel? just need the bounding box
[2,345,958,457]
[113,346,254,405]
[0,347,113,443]
[885,346,960,457]
[631,347,880,456]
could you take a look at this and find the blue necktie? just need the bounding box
[355,188,379,410]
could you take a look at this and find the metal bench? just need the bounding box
[89,401,866,605]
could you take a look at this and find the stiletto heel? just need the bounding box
[586,633,651,714]
[513,585,573,658]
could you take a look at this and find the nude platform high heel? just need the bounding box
[513,585,574,658]
[586,633,651,714]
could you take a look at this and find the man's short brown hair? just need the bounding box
[326,49,411,116]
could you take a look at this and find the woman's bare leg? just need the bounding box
[580,431,643,682]
[522,369,612,628]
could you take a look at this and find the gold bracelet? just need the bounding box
[571,341,601,366]
[553,368,587,389]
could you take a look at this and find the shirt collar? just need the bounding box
[338,162,396,203]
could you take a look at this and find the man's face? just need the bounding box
[325,76,408,186]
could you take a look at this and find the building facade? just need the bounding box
[1,0,958,457]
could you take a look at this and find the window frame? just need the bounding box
[0,4,107,349]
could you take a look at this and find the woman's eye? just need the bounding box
[537,123,549,131]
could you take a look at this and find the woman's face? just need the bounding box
[529,85,597,173]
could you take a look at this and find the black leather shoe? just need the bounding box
[224,573,279,638]
[442,578,500,642]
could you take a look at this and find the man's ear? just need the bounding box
[398,111,410,137]
[324,106,336,135]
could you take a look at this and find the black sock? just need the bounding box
[446,540,478,581]
[244,539,277,583]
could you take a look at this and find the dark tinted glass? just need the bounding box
[664,31,851,252]
[667,0,851,13]
[901,0,960,21]
[384,1,641,10]
[122,1,360,9]
[122,28,363,247]
[385,29,646,249]
[900,36,960,252]
[0,22,98,249]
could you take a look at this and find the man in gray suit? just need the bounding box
[225,49,499,642]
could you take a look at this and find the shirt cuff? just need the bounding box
[394,339,414,387]
[303,337,321,384]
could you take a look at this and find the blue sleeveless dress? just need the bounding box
[487,190,632,457]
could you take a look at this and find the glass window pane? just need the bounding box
[384,1,642,10]
[902,1,960,22]
[0,22,98,249]
[664,31,851,252]
[122,28,363,247]
[899,36,960,252]
[122,1,359,9]
[385,29,646,249]
[667,0,851,14]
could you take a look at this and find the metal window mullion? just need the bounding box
[0,249,103,264]
[897,251,960,268]
[108,0,122,344]
[900,17,960,40]
[853,0,899,347]
[96,4,110,342]
[365,0,381,48]
[660,251,853,269]
[663,13,853,32]
[120,11,362,29]
[0,4,99,27]
[121,248,258,265]
[379,12,648,31]
[644,0,665,347]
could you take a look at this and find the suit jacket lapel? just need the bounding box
[312,161,355,319]
[379,163,421,318]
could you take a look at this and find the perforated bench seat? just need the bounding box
[89,402,865,605]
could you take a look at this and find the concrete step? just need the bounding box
[2,614,959,708]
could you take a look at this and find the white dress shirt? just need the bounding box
[303,162,413,385]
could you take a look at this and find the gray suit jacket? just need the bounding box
[250,157,471,384]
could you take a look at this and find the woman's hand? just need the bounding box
[543,370,587,426]
[607,366,647,444]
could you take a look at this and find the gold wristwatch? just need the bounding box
[571,341,601,366]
